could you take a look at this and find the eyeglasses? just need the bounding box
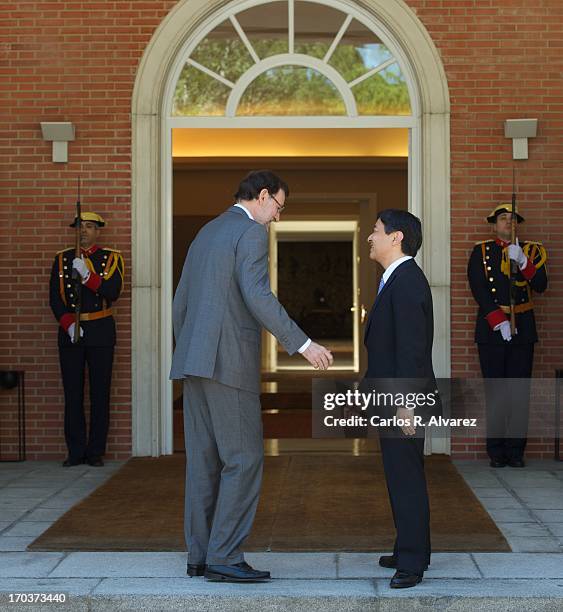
[270,193,286,213]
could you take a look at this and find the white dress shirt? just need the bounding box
[233,203,311,354]
[234,202,254,220]
[382,255,413,285]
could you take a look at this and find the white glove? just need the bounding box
[67,323,84,343]
[495,320,518,342]
[72,257,90,283]
[507,239,527,270]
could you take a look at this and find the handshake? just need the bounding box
[301,341,334,371]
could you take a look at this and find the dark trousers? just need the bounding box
[379,433,430,575]
[478,343,534,462]
[59,344,114,459]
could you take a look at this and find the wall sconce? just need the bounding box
[40,121,75,163]
[504,118,537,160]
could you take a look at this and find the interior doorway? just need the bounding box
[268,220,359,372]
[172,152,407,452]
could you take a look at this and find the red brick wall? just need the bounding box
[1,1,562,459]
[408,0,563,459]
[0,1,176,460]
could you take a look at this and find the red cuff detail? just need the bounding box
[60,313,74,332]
[520,259,536,281]
[84,272,102,291]
[486,309,508,330]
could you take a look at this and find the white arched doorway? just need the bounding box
[131,0,450,456]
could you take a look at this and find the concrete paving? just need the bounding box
[0,459,562,610]
[456,459,563,553]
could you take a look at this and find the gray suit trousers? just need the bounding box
[183,376,263,565]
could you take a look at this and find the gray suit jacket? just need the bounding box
[170,206,308,393]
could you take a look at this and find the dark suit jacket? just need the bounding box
[363,258,439,417]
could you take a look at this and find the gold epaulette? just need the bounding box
[523,241,547,268]
[101,249,124,282]
[474,239,494,246]
[55,247,74,256]
[101,247,121,253]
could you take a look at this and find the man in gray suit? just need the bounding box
[171,170,333,583]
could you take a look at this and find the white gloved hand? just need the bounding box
[507,239,527,270]
[67,323,84,343]
[496,320,518,342]
[72,257,90,283]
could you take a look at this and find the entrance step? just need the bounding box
[2,553,563,610]
[2,578,562,611]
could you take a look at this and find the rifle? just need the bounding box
[72,178,82,343]
[509,168,518,335]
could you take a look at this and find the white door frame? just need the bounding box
[131,0,450,456]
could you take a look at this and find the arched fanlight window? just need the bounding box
[172,0,411,118]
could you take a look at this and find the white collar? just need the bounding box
[234,203,254,220]
[382,255,412,284]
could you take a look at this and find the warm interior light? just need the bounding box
[172,128,408,158]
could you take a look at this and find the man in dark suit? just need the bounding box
[171,170,333,583]
[467,203,547,468]
[364,209,438,589]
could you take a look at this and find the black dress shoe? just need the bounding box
[186,563,206,577]
[390,570,422,589]
[379,555,397,569]
[508,458,525,468]
[205,561,270,582]
[62,456,83,467]
[489,459,507,468]
[86,456,104,467]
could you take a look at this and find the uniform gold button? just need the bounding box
[67,284,71,288]
[489,277,494,282]
[486,256,490,260]
[492,288,496,293]
[486,246,490,250]
[487,266,491,271]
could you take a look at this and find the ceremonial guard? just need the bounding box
[49,212,124,467]
[467,204,547,468]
